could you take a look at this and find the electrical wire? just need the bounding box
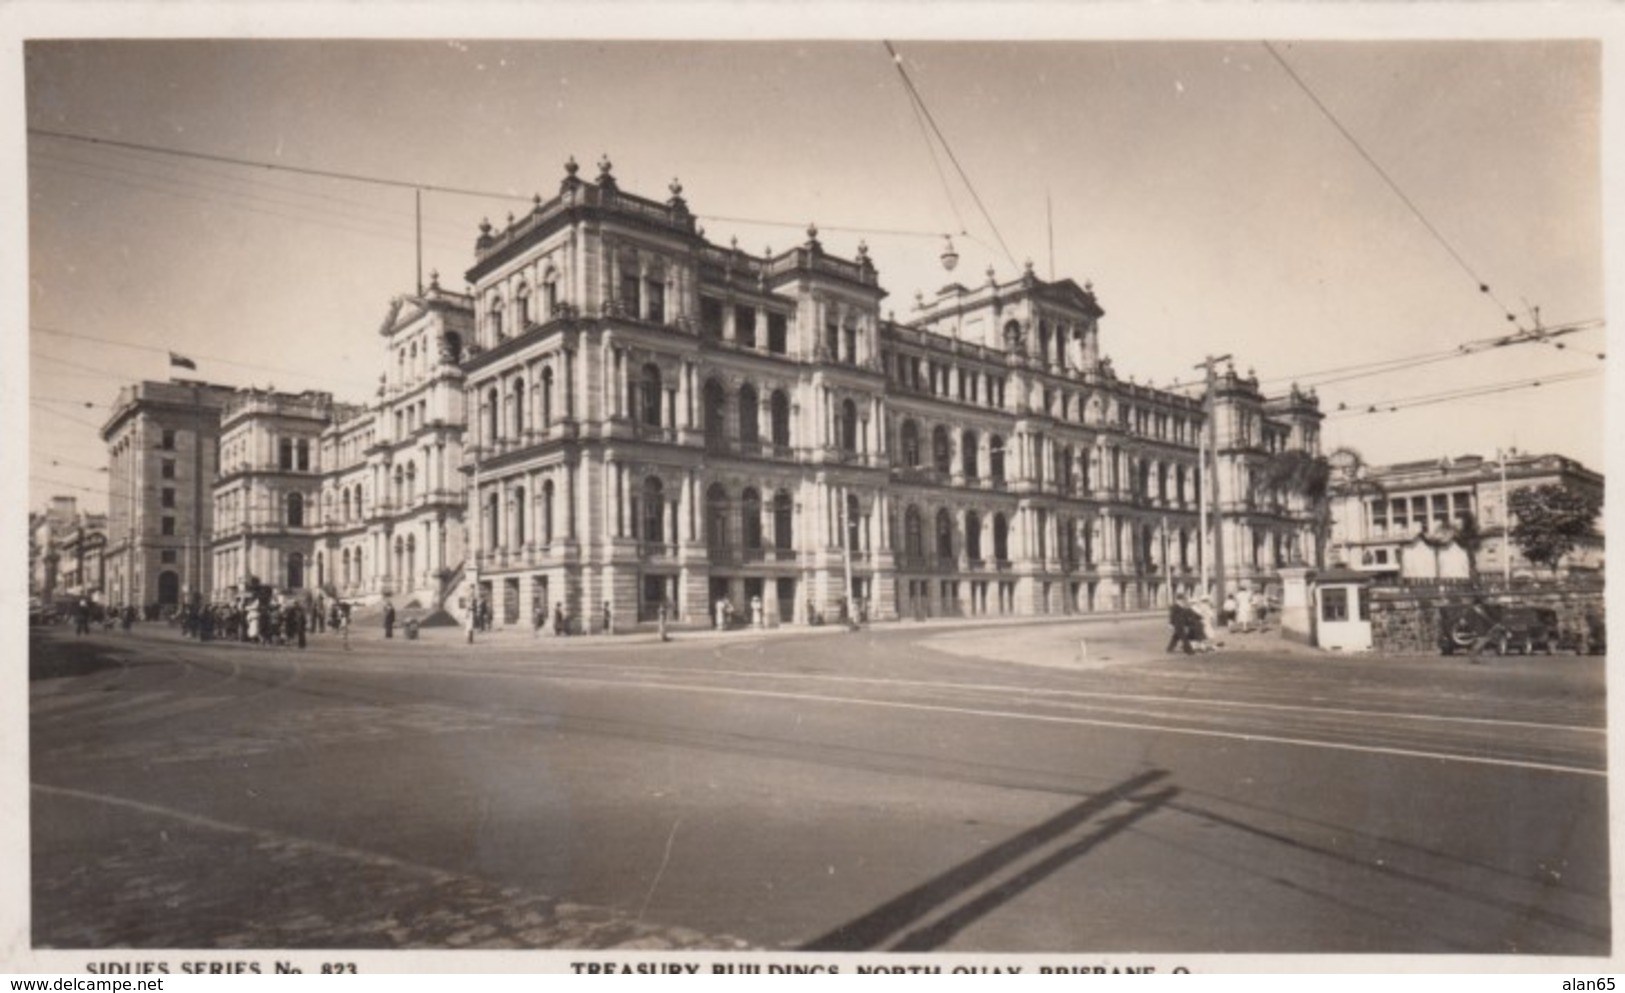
[1327,368,1599,418]
[1262,42,1527,330]
[883,41,1019,270]
[32,325,379,393]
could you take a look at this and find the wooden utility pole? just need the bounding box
[1195,354,1232,610]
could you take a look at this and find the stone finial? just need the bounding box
[987,264,997,284]
[1024,258,1035,274]
[429,269,441,290]
[857,239,869,259]
[806,222,819,244]
[564,155,579,178]
[478,218,493,235]
[506,211,515,225]
[669,177,683,198]
[730,235,739,251]
[597,154,613,177]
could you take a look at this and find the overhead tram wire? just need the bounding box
[1327,367,1600,419]
[32,325,379,394]
[1261,42,1530,332]
[33,127,956,257]
[29,146,474,246]
[882,41,1020,271]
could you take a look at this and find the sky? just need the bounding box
[18,26,1611,517]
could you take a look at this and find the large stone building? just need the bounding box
[1327,450,1604,581]
[206,283,474,609]
[29,495,106,603]
[101,379,237,610]
[313,283,473,609]
[210,388,360,599]
[454,157,1324,632]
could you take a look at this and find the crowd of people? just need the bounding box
[1167,587,1272,655]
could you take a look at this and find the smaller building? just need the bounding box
[29,496,107,604]
[1327,450,1603,583]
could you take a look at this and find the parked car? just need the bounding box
[1439,602,1559,656]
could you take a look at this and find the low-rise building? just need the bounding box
[1326,450,1604,582]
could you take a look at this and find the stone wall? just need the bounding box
[1370,580,1605,655]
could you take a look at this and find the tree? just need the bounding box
[1451,511,1485,584]
[1507,483,1601,575]
[1259,449,1333,567]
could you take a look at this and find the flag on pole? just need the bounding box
[169,352,197,371]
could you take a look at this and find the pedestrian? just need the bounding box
[291,603,306,650]
[339,601,352,650]
[466,603,477,644]
[1235,586,1254,634]
[1193,595,1217,652]
[1250,589,1267,630]
[532,601,545,639]
[1223,592,1238,632]
[601,601,612,636]
[122,604,135,634]
[383,599,396,639]
[658,602,669,642]
[1166,595,1195,655]
[553,602,566,637]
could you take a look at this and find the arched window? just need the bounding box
[354,545,364,586]
[901,420,921,468]
[543,273,559,316]
[993,513,1010,562]
[485,492,499,551]
[932,426,951,474]
[962,430,979,479]
[904,505,924,561]
[393,465,405,508]
[773,490,793,550]
[512,487,526,547]
[840,398,858,454]
[342,548,352,588]
[541,367,555,429]
[643,477,665,543]
[706,483,730,551]
[770,391,791,448]
[935,508,954,561]
[342,489,352,522]
[990,436,1006,483]
[513,379,527,437]
[287,491,304,527]
[542,480,556,545]
[490,298,505,341]
[640,364,662,427]
[485,387,499,447]
[703,380,727,451]
[405,534,416,585]
[966,511,983,561]
[739,384,760,444]
[1059,446,1074,495]
[741,488,763,550]
[406,462,417,504]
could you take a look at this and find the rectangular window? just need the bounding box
[160,550,177,564]
[161,429,176,450]
[645,279,665,324]
[1357,587,1370,622]
[1321,587,1349,623]
[161,488,176,508]
[735,306,757,348]
[620,270,641,315]
[161,516,176,536]
[700,297,724,339]
[161,459,176,480]
[767,312,788,354]
[279,439,294,471]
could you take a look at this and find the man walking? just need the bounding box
[383,599,396,639]
[1166,595,1195,655]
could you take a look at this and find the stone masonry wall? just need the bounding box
[1370,581,1605,655]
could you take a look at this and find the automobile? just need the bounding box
[1439,602,1560,656]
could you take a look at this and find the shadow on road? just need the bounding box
[803,768,1175,952]
[29,630,126,682]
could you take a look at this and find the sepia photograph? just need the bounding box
[7,5,1617,974]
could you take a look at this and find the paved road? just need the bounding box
[29,618,1609,955]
